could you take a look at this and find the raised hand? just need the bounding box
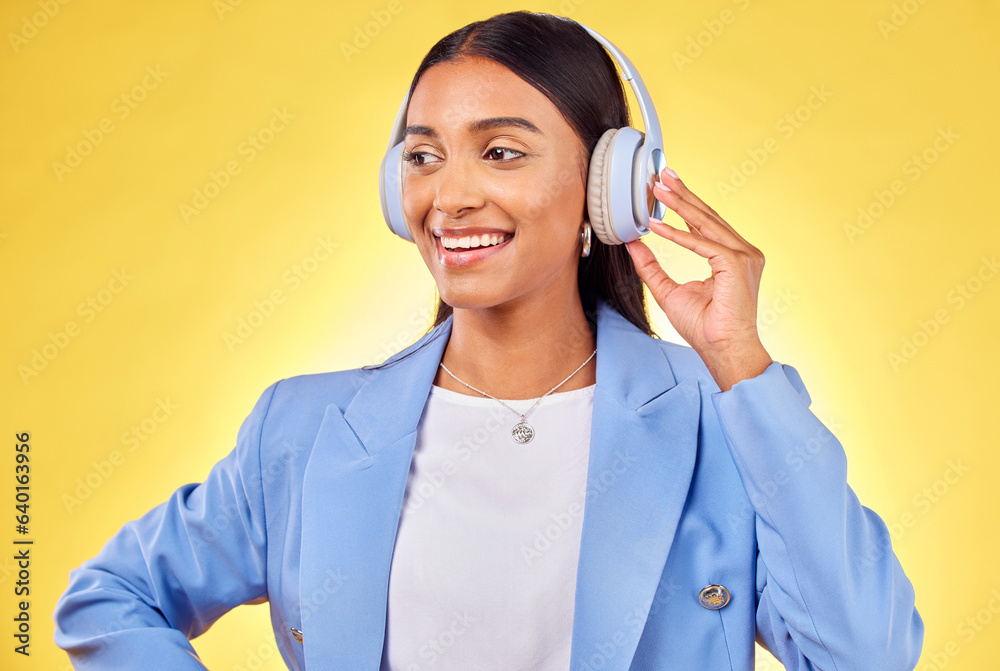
[625,168,773,392]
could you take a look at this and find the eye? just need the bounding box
[484,146,524,162]
[402,149,441,167]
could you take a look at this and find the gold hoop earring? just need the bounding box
[580,222,592,258]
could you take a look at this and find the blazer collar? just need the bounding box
[298,298,701,670]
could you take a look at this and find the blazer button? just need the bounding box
[290,627,304,644]
[698,584,730,610]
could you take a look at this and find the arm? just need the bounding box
[712,361,924,670]
[52,382,279,670]
[626,167,923,667]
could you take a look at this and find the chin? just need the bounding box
[435,292,493,312]
[434,283,509,312]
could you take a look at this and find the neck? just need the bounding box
[434,292,597,400]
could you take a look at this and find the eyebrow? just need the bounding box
[403,117,543,139]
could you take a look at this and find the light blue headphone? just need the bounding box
[378,18,668,246]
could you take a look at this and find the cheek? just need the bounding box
[401,178,430,227]
[515,168,586,239]
[527,167,584,219]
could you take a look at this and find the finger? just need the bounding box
[652,196,706,239]
[656,170,755,249]
[659,168,724,220]
[652,177,722,231]
[654,180,724,230]
[651,185,755,252]
[646,218,729,260]
[659,169,756,250]
[648,220,765,297]
[625,238,681,302]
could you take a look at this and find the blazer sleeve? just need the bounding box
[710,362,924,671]
[52,382,279,670]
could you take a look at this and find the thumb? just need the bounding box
[626,239,679,302]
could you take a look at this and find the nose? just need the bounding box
[433,159,486,219]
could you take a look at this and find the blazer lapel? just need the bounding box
[297,299,700,670]
[568,301,701,670]
[298,317,452,669]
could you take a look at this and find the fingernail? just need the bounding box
[649,217,662,224]
[664,167,679,179]
[655,181,671,192]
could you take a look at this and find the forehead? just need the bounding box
[406,56,574,138]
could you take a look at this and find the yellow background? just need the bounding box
[2,0,998,668]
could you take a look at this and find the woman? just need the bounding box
[53,11,923,670]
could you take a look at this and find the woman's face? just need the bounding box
[402,56,588,313]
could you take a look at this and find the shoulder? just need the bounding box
[248,367,372,437]
[270,367,370,411]
[231,367,375,476]
[247,321,448,440]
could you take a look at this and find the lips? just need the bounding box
[435,233,513,267]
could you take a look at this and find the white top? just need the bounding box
[381,382,596,671]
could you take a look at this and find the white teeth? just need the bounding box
[441,234,508,250]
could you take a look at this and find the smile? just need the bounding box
[441,233,509,250]
[435,232,513,267]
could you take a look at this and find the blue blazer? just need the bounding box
[54,298,923,670]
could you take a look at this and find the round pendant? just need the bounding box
[511,420,534,444]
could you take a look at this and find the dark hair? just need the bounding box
[367,12,657,370]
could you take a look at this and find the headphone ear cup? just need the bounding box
[379,141,413,242]
[586,128,621,245]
